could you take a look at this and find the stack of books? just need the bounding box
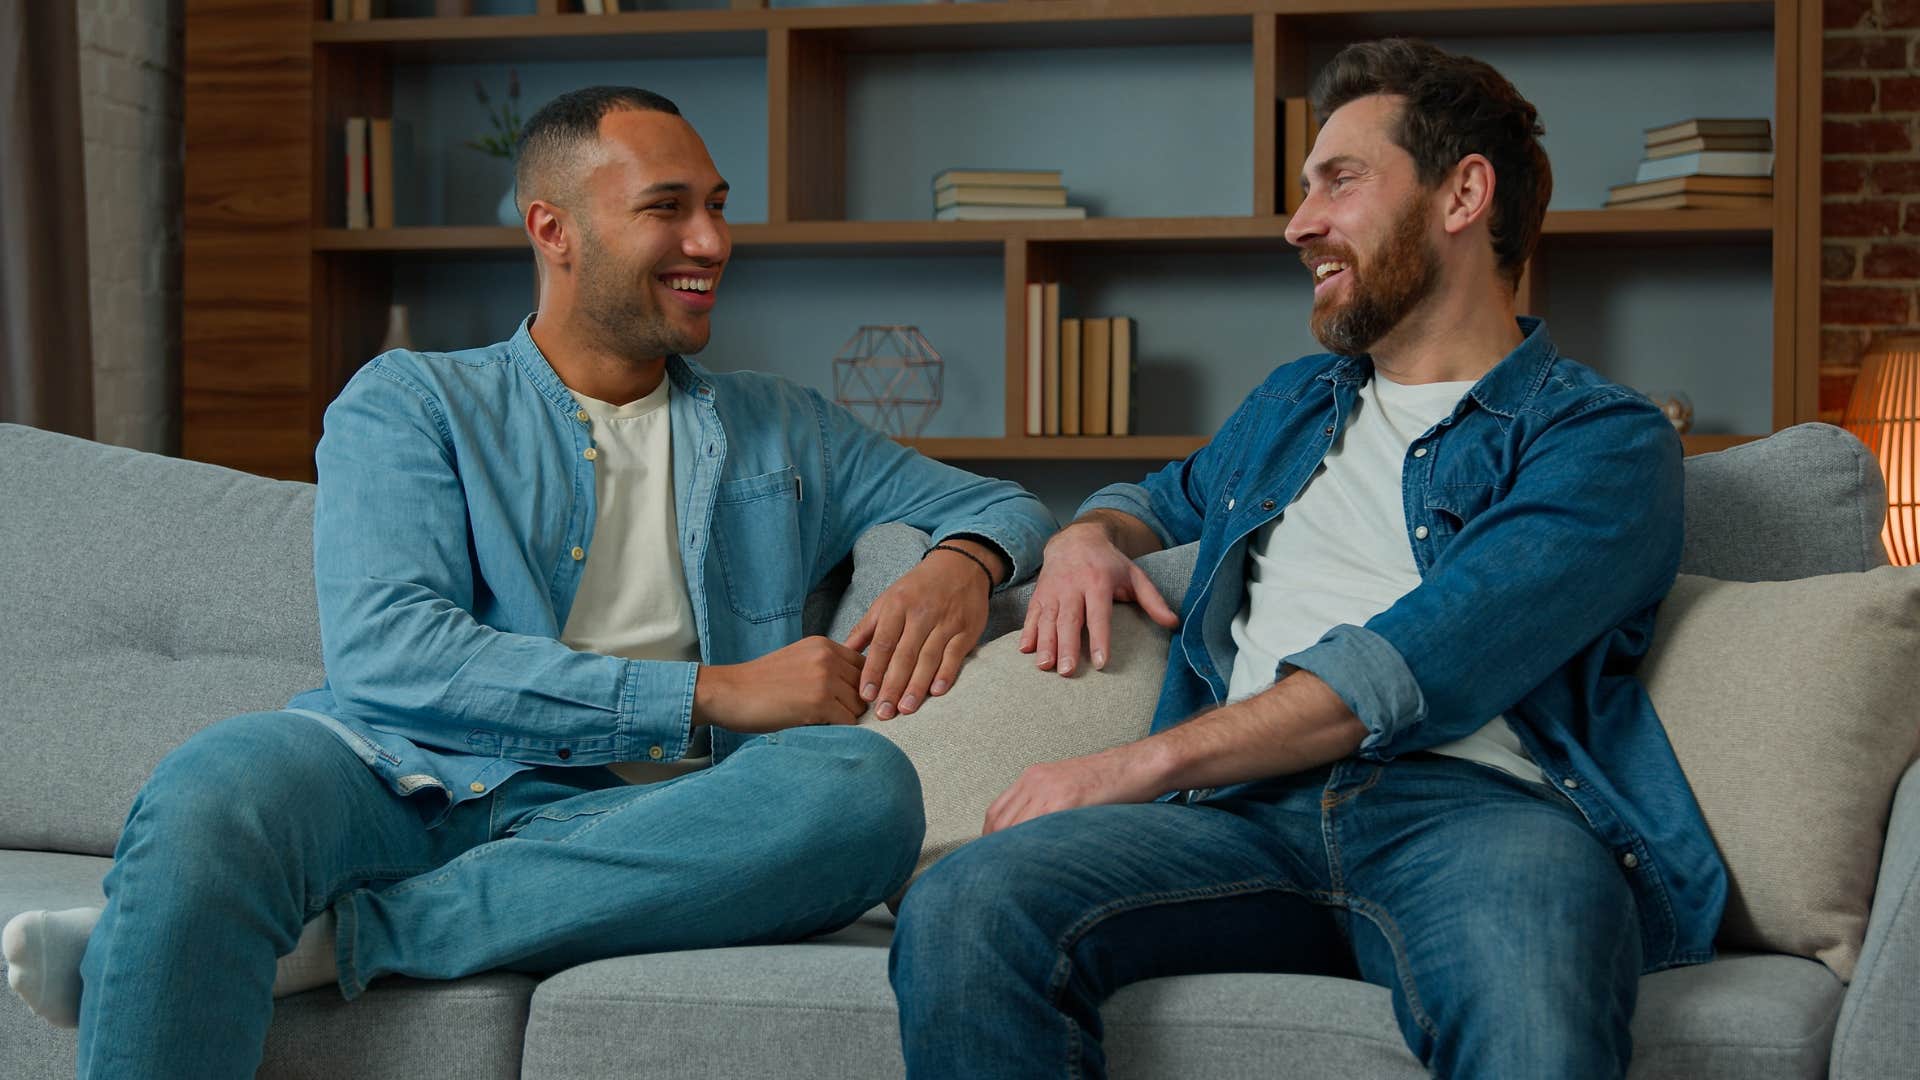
[1606,118,1773,210]
[343,117,399,230]
[580,0,623,12]
[934,169,1087,223]
[1023,283,1137,437]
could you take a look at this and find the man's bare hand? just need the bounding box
[984,743,1170,834]
[693,636,866,733]
[1020,522,1179,676]
[845,542,998,720]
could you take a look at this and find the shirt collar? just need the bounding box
[510,314,719,412]
[1316,316,1556,421]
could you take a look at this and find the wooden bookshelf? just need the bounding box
[185,0,1819,480]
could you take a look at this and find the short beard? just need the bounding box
[1309,194,1440,357]
[575,222,711,362]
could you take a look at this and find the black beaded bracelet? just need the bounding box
[923,542,997,595]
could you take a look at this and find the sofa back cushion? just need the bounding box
[1640,566,1920,981]
[0,425,326,856]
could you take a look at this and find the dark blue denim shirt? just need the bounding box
[1079,318,1725,973]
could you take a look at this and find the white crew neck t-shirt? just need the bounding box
[1225,373,1543,784]
[562,379,709,782]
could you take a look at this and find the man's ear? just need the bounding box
[1442,154,1496,237]
[527,199,573,270]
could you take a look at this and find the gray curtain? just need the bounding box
[0,0,94,437]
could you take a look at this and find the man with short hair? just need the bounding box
[890,40,1724,1079]
[4,86,1053,1077]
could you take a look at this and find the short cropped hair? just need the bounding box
[1312,39,1551,289]
[514,86,682,211]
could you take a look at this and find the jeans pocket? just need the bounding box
[711,466,806,623]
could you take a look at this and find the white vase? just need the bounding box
[379,304,414,354]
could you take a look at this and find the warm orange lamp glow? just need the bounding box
[1842,336,1920,567]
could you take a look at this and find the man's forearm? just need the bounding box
[1121,670,1368,793]
[1070,509,1165,561]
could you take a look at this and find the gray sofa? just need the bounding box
[2,419,1916,1079]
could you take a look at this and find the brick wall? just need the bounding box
[1823,0,1920,421]
[78,0,182,455]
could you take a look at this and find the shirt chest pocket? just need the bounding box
[710,465,807,624]
[1423,482,1501,539]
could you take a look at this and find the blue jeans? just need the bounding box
[891,755,1641,1080]
[76,712,923,1078]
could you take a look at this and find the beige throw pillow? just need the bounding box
[1640,566,1920,980]
[858,603,1171,888]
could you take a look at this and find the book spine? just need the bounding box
[345,117,369,230]
[1060,319,1081,436]
[370,117,395,230]
[1109,317,1134,437]
[1025,284,1043,437]
[1081,317,1110,436]
[1042,283,1060,438]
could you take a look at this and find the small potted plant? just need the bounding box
[467,69,525,226]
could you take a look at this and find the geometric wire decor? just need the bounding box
[831,325,944,438]
[1841,335,1920,567]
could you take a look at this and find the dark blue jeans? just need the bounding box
[891,755,1641,1079]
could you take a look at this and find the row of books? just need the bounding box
[579,0,625,12]
[934,168,1087,223]
[331,0,475,15]
[343,117,400,230]
[1023,283,1136,437]
[1606,118,1773,211]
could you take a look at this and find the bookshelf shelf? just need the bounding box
[185,0,1819,481]
[312,210,1775,254]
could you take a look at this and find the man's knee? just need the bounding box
[770,725,924,862]
[126,712,351,858]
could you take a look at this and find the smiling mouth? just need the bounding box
[662,276,713,294]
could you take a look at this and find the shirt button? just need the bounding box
[583,447,599,461]
[1562,777,1579,790]
[1414,525,1430,540]
[648,745,665,760]
[557,748,571,760]
[571,546,585,560]
[1622,853,1639,870]
[575,408,590,423]
[1413,446,1428,458]
[1261,499,1276,511]
[469,781,486,793]
[1323,425,1335,437]
[1226,498,1235,510]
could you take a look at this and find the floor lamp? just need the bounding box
[1842,336,1920,567]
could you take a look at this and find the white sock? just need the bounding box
[3,906,101,1029]
[272,909,339,998]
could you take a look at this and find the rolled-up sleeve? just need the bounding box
[1285,391,1683,760]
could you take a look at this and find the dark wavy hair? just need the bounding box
[1311,39,1551,290]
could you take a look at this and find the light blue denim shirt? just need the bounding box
[288,318,1055,824]
[1079,318,1726,973]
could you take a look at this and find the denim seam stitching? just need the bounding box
[1043,877,1312,1080]
[1342,894,1441,1041]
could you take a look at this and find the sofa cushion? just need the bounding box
[0,425,326,857]
[830,523,1196,884]
[521,925,1839,1080]
[1640,567,1920,981]
[1680,423,1889,581]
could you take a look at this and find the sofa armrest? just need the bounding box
[1832,756,1920,1080]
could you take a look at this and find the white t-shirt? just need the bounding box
[561,379,707,782]
[1224,373,1543,784]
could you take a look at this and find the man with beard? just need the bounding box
[889,39,1721,1080]
[3,87,1054,1076]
